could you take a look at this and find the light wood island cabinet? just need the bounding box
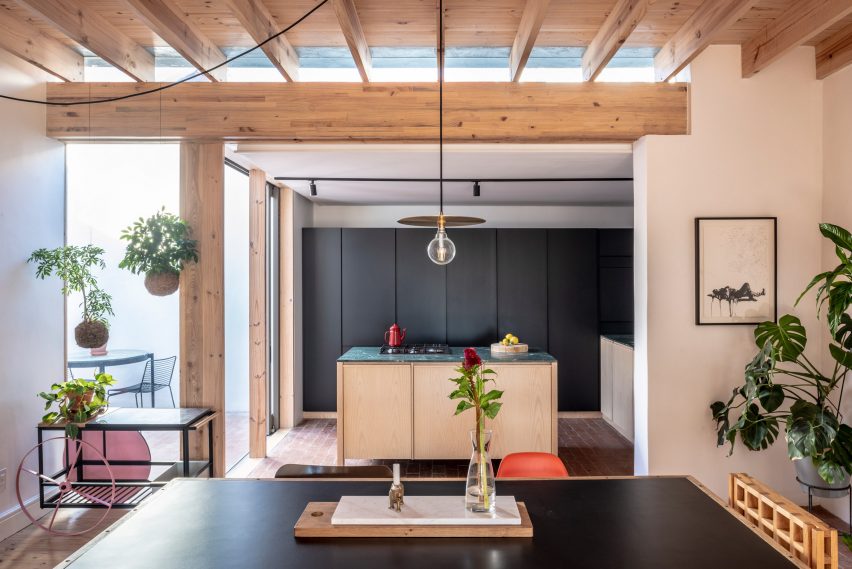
[337,350,558,464]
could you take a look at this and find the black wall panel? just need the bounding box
[497,229,548,349]
[599,229,633,257]
[446,229,498,346]
[547,229,600,411]
[302,229,342,412]
[396,229,447,343]
[341,229,396,346]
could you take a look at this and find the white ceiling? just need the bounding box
[233,144,633,206]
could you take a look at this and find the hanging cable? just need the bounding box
[0,0,329,106]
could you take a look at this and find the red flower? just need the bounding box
[463,347,482,371]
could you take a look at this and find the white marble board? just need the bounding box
[331,495,522,526]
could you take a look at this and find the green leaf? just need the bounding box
[737,404,779,451]
[754,315,807,362]
[758,384,784,413]
[480,390,503,405]
[820,223,852,254]
[829,344,852,368]
[816,458,847,485]
[482,402,502,420]
[454,401,474,415]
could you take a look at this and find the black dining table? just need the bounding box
[62,477,798,569]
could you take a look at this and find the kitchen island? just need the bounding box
[336,347,558,464]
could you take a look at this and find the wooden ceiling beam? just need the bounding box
[509,0,551,82]
[224,0,299,81]
[816,21,852,79]
[654,0,757,82]
[123,0,227,82]
[331,0,372,82]
[0,6,83,81]
[582,0,650,82]
[16,0,153,81]
[742,0,852,78]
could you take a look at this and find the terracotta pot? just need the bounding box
[74,320,109,349]
[67,390,95,414]
[144,271,179,296]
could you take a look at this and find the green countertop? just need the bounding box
[338,346,556,363]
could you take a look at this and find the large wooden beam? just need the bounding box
[46,81,689,142]
[582,0,650,82]
[654,0,757,82]
[124,0,227,82]
[224,0,299,81]
[0,6,83,81]
[509,0,551,82]
[180,141,225,477]
[331,0,371,82]
[816,21,852,79]
[248,168,267,458]
[741,0,852,78]
[16,0,153,81]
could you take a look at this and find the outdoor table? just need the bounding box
[60,477,800,569]
[67,349,156,405]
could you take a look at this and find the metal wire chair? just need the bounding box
[107,356,177,408]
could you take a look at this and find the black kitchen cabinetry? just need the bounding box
[341,229,396,346]
[396,229,447,344]
[497,229,548,350]
[446,229,498,346]
[599,229,634,335]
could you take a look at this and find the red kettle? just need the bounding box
[385,323,406,347]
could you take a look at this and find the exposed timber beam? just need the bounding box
[582,0,650,82]
[509,0,551,82]
[0,5,83,81]
[16,0,154,81]
[45,81,689,143]
[816,20,852,79]
[224,0,299,81]
[331,0,372,82]
[124,0,227,82]
[741,0,852,78]
[654,0,757,82]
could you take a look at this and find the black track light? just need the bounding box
[473,181,481,197]
[310,180,317,196]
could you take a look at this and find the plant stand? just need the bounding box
[796,476,852,534]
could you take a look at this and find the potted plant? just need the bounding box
[449,347,504,512]
[119,207,198,296]
[39,373,116,437]
[28,245,114,353]
[711,223,852,496]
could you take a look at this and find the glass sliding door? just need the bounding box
[267,183,280,435]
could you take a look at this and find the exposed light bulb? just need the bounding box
[427,227,456,265]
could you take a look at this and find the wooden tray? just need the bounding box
[294,501,533,538]
[490,342,529,354]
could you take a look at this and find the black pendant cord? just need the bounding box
[438,0,444,218]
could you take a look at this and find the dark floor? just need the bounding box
[247,417,634,479]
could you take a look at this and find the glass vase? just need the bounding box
[466,427,496,513]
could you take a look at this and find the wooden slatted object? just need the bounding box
[728,473,838,569]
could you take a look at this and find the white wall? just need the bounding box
[312,204,633,228]
[634,45,824,502]
[291,192,312,425]
[0,52,65,538]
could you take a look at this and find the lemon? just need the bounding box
[501,339,509,346]
[505,333,513,339]
[510,337,519,345]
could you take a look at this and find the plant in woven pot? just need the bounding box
[711,223,852,496]
[119,208,198,296]
[28,245,114,353]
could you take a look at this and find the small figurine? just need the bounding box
[388,463,404,512]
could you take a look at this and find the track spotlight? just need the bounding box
[473,181,481,197]
[310,180,317,196]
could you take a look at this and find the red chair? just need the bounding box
[496,452,569,479]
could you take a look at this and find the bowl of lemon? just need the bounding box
[491,333,529,354]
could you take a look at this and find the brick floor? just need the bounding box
[247,417,634,478]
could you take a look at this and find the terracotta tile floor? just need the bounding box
[247,418,634,478]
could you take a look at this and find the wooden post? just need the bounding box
[180,142,225,477]
[279,186,296,429]
[248,169,267,457]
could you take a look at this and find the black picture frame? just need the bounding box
[694,217,777,326]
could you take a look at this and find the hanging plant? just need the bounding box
[28,245,114,350]
[119,207,198,296]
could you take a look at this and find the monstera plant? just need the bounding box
[711,223,852,486]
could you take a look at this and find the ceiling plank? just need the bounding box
[224,0,299,81]
[582,0,650,82]
[0,6,83,81]
[46,81,689,143]
[654,0,757,82]
[15,0,153,81]
[816,20,852,79]
[123,0,227,82]
[742,0,852,78]
[331,0,372,82]
[509,0,551,82]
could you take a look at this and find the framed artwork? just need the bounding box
[695,217,777,325]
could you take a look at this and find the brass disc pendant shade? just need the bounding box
[397,215,485,227]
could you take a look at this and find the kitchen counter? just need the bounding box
[601,334,634,348]
[338,346,556,363]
